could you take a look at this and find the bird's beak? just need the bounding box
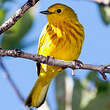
[40,10,53,14]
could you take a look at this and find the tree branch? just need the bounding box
[90,0,110,6]
[0,0,39,35]
[0,49,110,80]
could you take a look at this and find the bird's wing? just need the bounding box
[36,24,48,76]
[38,24,48,54]
[36,62,41,76]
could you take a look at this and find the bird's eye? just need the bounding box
[57,9,61,13]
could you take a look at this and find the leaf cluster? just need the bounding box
[56,71,110,110]
[98,4,110,25]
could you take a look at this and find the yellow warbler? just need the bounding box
[25,3,84,108]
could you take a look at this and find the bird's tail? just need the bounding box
[25,77,50,108]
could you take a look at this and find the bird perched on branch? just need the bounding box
[25,3,84,108]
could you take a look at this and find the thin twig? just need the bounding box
[0,58,33,110]
[73,0,110,6]
[0,58,25,103]
[0,49,110,80]
[90,0,110,6]
[0,0,39,34]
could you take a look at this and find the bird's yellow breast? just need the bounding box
[38,21,84,61]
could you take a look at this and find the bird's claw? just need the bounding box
[74,60,83,69]
[98,64,110,80]
[100,72,107,80]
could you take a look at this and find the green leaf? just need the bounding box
[0,9,5,25]
[1,11,33,49]
[96,81,109,94]
[0,0,5,3]
[0,0,13,3]
[83,71,110,110]
[56,71,66,110]
[72,79,82,110]
[99,5,110,25]
[87,71,109,94]
[83,89,110,110]
[87,71,98,81]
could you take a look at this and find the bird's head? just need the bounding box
[40,3,78,24]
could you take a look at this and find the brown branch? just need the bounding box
[74,0,110,6]
[0,49,110,80]
[90,0,110,6]
[0,58,33,110]
[0,0,39,35]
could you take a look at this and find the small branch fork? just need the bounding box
[0,0,39,35]
[0,49,110,80]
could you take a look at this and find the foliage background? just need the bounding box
[0,0,110,110]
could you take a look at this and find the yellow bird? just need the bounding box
[25,3,84,108]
